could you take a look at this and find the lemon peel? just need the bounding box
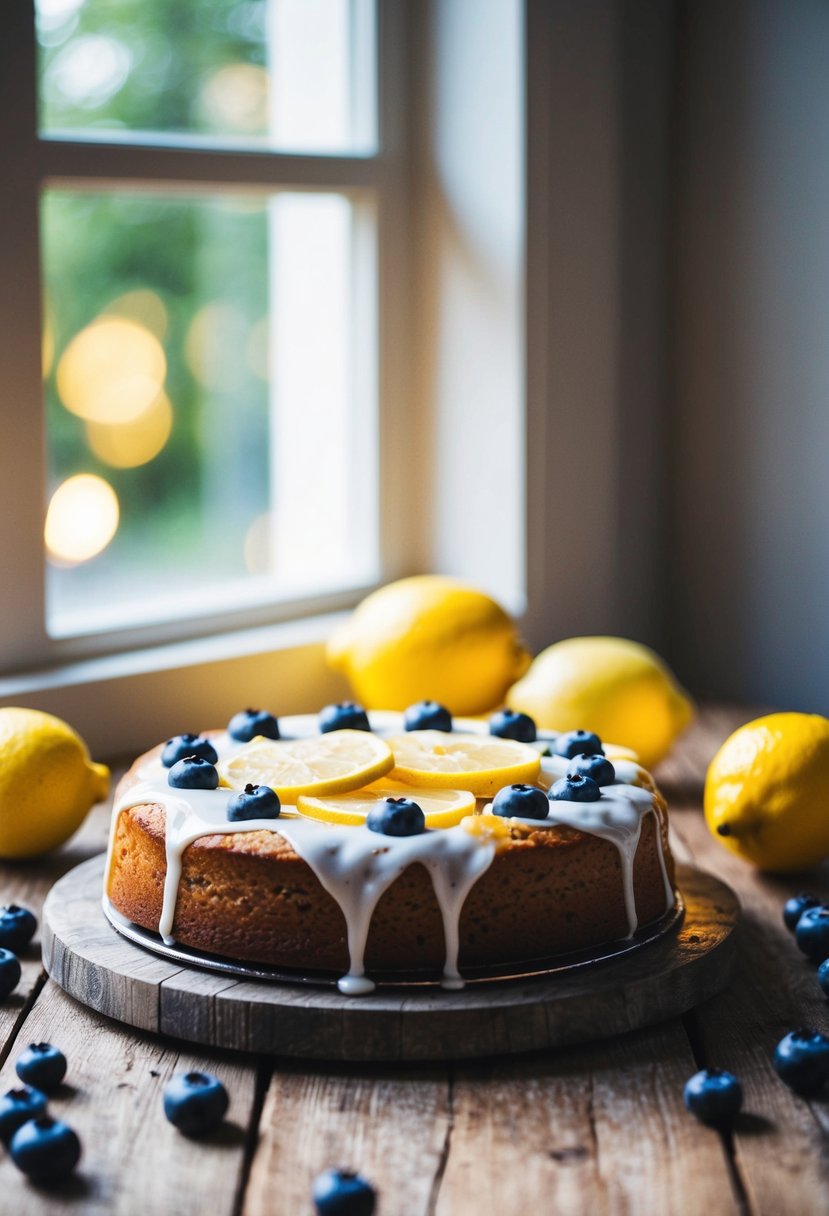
[326,575,530,715]
[0,707,110,858]
[506,636,693,769]
[704,712,829,872]
[296,784,476,829]
[218,731,394,800]
[385,731,540,797]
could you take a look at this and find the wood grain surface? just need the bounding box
[41,857,739,1061]
[0,708,827,1214]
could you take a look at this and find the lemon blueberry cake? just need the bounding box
[105,703,676,995]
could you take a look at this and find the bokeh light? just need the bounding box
[45,473,120,565]
[86,390,173,468]
[243,511,273,575]
[246,314,270,381]
[103,289,168,342]
[199,63,268,133]
[45,33,132,108]
[56,316,167,423]
[184,301,248,391]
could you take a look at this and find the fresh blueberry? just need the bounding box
[403,700,452,732]
[818,959,829,999]
[567,753,616,787]
[161,733,218,768]
[163,1071,229,1137]
[492,784,549,820]
[0,947,21,1000]
[366,797,426,837]
[10,1116,81,1183]
[319,702,371,733]
[794,906,829,961]
[227,783,281,822]
[773,1029,829,1095]
[549,773,602,802]
[489,709,537,743]
[553,729,604,759]
[0,904,37,952]
[0,1086,48,1145]
[16,1043,67,1092]
[683,1068,743,1125]
[312,1167,377,1216]
[227,708,280,742]
[783,893,821,933]
[168,756,219,790]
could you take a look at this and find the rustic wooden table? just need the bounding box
[0,705,827,1215]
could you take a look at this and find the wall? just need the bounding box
[670,0,829,709]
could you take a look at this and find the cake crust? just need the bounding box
[107,748,675,975]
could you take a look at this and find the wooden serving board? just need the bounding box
[42,855,739,1062]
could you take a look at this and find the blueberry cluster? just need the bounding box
[0,1040,79,1184]
[685,890,829,1128]
[0,903,37,1003]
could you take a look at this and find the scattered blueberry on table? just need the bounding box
[794,906,829,961]
[168,756,220,791]
[161,734,219,768]
[817,959,829,999]
[549,773,602,803]
[683,1068,743,1125]
[566,754,617,787]
[0,948,21,1001]
[227,709,280,743]
[312,1167,377,1216]
[319,703,371,733]
[10,1116,81,1184]
[783,893,821,933]
[553,729,604,759]
[163,1071,229,1137]
[366,797,426,837]
[0,904,37,952]
[16,1043,67,1092]
[227,784,281,822]
[489,709,537,743]
[0,1086,48,1145]
[773,1029,829,1095]
[492,784,549,820]
[404,700,453,732]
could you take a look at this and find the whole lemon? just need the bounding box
[506,636,693,769]
[0,708,110,858]
[704,713,829,871]
[326,576,531,715]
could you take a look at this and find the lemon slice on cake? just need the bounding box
[385,732,541,796]
[219,730,394,799]
[297,784,477,828]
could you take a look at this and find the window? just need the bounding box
[1,0,408,668]
[1,1,527,755]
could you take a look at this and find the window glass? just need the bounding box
[42,189,378,636]
[36,0,376,153]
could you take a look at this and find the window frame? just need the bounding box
[0,0,540,760]
[0,0,413,674]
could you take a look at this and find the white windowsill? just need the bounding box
[0,612,351,759]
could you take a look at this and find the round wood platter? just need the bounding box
[42,855,740,1062]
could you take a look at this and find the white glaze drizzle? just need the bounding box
[112,778,496,994]
[110,713,674,992]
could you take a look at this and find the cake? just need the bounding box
[105,708,676,995]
